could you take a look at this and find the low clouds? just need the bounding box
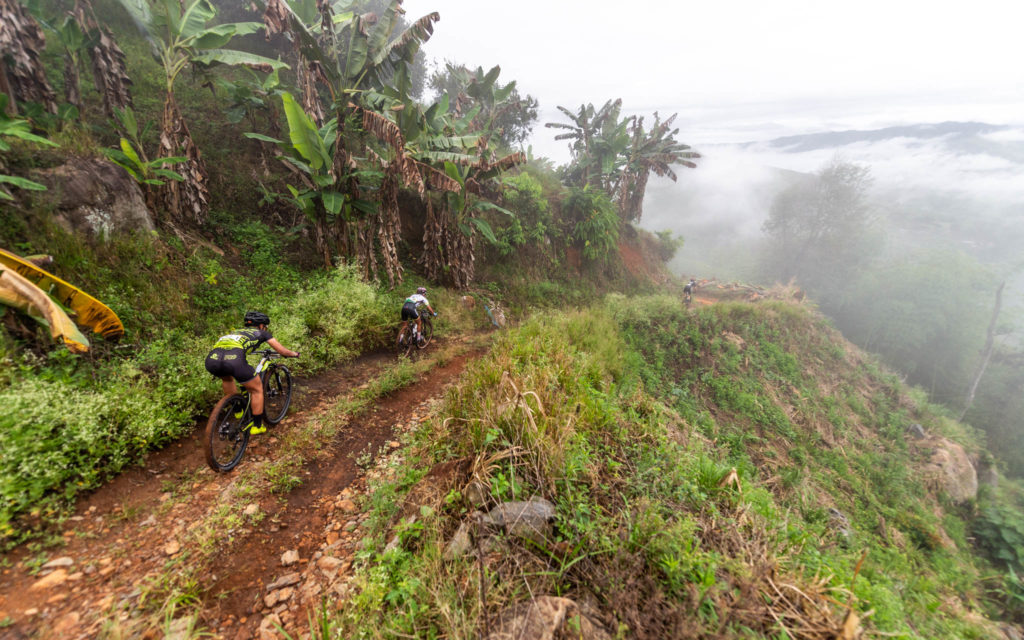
[638,122,1024,277]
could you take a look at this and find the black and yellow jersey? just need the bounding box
[211,327,273,354]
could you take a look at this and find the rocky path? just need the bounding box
[0,336,488,639]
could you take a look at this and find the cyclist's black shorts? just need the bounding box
[205,348,256,383]
[401,301,419,321]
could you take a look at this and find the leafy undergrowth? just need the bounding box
[0,219,484,546]
[332,296,1011,639]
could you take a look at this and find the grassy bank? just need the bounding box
[332,297,1013,639]
[0,213,486,546]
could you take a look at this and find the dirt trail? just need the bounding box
[0,337,488,639]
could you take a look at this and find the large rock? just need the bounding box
[923,438,978,504]
[481,497,556,543]
[487,596,610,640]
[33,157,154,237]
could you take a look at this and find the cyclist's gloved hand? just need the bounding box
[433,312,438,317]
[292,352,300,358]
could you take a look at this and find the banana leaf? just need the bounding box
[0,266,90,353]
[0,248,124,339]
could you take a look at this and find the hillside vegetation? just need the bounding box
[332,294,1023,639]
[2,0,1024,638]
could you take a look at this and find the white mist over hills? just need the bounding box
[639,121,1024,281]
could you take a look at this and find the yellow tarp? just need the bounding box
[0,248,123,339]
[0,266,91,353]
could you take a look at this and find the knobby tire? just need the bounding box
[417,316,434,349]
[397,325,416,358]
[204,394,250,472]
[262,364,293,425]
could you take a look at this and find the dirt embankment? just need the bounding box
[0,336,489,639]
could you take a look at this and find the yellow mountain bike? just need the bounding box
[204,350,293,472]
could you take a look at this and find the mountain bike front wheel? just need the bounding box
[204,394,250,472]
[417,316,434,348]
[263,364,293,425]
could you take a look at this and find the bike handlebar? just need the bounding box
[254,349,298,359]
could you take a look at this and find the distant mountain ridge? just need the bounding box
[744,121,1011,153]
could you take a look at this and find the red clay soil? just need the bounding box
[618,239,669,284]
[0,338,488,639]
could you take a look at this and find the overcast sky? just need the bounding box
[403,0,1024,162]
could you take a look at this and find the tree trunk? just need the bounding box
[62,53,81,112]
[297,54,325,126]
[158,93,209,225]
[421,194,448,282]
[0,60,15,115]
[450,225,474,289]
[959,280,1005,421]
[313,202,332,269]
[376,165,404,288]
[0,0,57,113]
[72,0,132,116]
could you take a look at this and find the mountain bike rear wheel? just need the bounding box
[263,364,293,425]
[204,394,250,472]
[397,325,416,358]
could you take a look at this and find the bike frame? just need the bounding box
[237,351,280,413]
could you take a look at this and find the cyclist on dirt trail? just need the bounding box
[204,311,298,435]
[684,277,697,302]
[400,287,437,343]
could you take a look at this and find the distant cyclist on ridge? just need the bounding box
[204,311,298,435]
[684,277,697,303]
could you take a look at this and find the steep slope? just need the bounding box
[327,291,1015,639]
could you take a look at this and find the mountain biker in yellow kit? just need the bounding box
[204,311,298,434]
[400,287,436,343]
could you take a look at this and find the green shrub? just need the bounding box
[564,186,619,263]
[0,263,389,544]
[974,489,1024,571]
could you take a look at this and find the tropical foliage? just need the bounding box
[546,98,700,222]
[112,0,288,224]
[0,95,56,200]
[428,62,538,148]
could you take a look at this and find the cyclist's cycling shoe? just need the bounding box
[244,418,266,434]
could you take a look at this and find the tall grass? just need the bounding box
[335,299,1006,639]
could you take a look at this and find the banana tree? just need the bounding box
[246,91,339,268]
[370,65,526,288]
[104,107,186,212]
[71,0,133,117]
[423,160,516,288]
[247,91,384,271]
[0,0,57,114]
[252,0,439,284]
[429,63,538,149]
[614,112,700,222]
[545,99,629,191]
[49,12,86,112]
[113,0,288,225]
